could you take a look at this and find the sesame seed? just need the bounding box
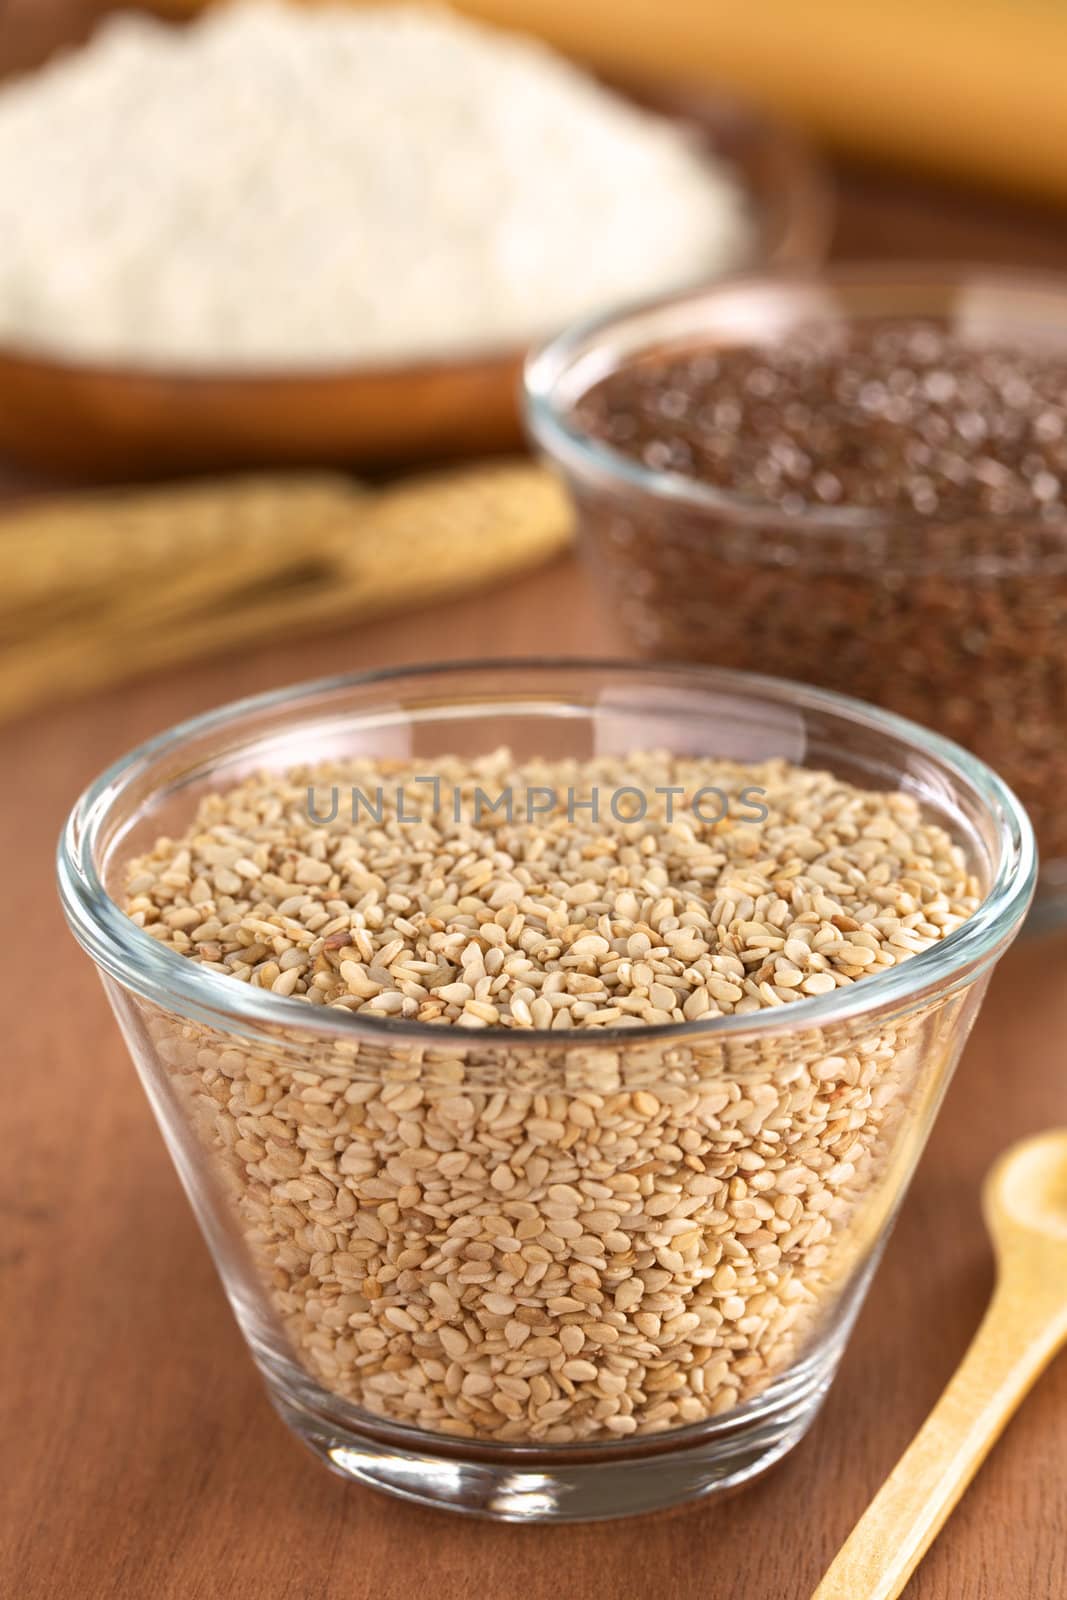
[123,748,978,1443]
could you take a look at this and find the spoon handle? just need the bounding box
[812,1282,1067,1600]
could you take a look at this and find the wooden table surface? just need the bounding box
[2,7,1067,1599]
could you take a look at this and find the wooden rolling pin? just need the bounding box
[0,460,573,718]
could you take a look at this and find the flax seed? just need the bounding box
[574,322,1067,861]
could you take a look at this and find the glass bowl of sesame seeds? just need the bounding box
[58,659,1034,1520]
[526,264,1067,925]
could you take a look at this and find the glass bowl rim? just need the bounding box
[57,656,1036,1050]
[523,259,1067,533]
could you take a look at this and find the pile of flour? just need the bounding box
[0,2,749,367]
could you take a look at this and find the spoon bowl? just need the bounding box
[986,1128,1067,1245]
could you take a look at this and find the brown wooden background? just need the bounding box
[2,5,1066,1598]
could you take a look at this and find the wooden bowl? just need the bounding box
[0,82,831,480]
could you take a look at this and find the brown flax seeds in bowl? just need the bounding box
[124,750,980,1442]
[572,321,1067,862]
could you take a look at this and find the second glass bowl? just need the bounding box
[525,264,1067,917]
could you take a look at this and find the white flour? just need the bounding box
[0,2,749,368]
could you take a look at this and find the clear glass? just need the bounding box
[525,264,1067,923]
[58,660,1035,1520]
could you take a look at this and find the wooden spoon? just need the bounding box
[813,1130,1067,1600]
